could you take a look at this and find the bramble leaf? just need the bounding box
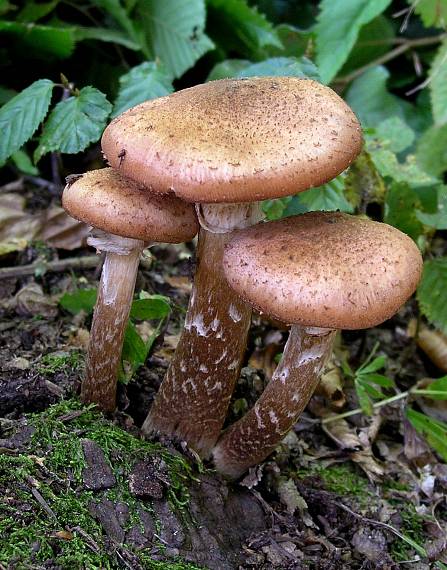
[0,79,54,165]
[315,0,392,83]
[430,39,447,126]
[35,87,112,162]
[417,257,447,334]
[113,61,173,117]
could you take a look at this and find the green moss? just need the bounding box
[0,399,203,569]
[37,350,83,375]
[388,502,427,562]
[295,462,372,499]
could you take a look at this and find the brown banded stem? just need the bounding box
[142,202,263,457]
[213,326,336,479]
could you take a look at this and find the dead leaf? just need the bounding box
[315,354,346,409]
[165,275,192,294]
[408,319,447,372]
[12,283,58,317]
[276,477,316,527]
[52,530,74,541]
[0,193,43,243]
[322,418,361,450]
[37,207,89,250]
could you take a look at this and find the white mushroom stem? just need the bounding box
[81,230,146,412]
[213,325,336,479]
[142,202,263,457]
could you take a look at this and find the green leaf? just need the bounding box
[416,125,447,177]
[407,407,447,462]
[430,39,447,126]
[410,0,447,28]
[0,79,54,166]
[271,24,312,58]
[113,61,173,118]
[262,197,292,221]
[11,149,38,175]
[73,26,140,50]
[355,379,373,415]
[129,295,171,320]
[285,178,353,215]
[235,56,321,80]
[0,20,76,58]
[358,355,386,375]
[315,0,392,83]
[59,288,97,315]
[92,0,137,40]
[362,373,395,388]
[346,66,413,127]
[385,182,425,241]
[17,0,59,22]
[417,257,447,334]
[422,376,447,400]
[206,0,282,58]
[122,320,148,370]
[0,86,16,105]
[375,117,415,154]
[416,185,447,229]
[135,0,214,78]
[35,87,112,162]
[207,59,251,81]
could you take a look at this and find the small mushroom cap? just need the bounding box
[102,77,362,204]
[62,168,198,243]
[223,212,423,329]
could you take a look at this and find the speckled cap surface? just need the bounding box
[62,168,198,243]
[101,77,362,203]
[223,212,422,329]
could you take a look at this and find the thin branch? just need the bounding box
[0,255,99,280]
[335,33,446,85]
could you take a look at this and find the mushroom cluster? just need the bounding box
[62,76,423,480]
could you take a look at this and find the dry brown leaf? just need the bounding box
[11,283,58,317]
[0,193,43,243]
[322,418,361,450]
[349,449,384,481]
[37,207,89,250]
[315,354,346,409]
[408,319,447,372]
[164,275,192,294]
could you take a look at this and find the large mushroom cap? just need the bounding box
[102,77,362,204]
[62,168,198,243]
[223,212,423,329]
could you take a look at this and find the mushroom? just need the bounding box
[101,77,362,456]
[213,212,423,479]
[62,168,198,412]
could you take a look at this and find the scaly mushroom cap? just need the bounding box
[102,77,362,203]
[223,212,423,329]
[62,168,198,243]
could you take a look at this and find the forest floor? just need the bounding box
[0,187,446,569]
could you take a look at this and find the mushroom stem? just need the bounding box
[81,231,145,412]
[213,325,336,479]
[142,202,263,457]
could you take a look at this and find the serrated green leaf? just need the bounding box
[135,0,214,78]
[129,296,171,320]
[416,125,447,178]
[235,56,321,81]
[0,20,76,58]
[375,117,415,153]
[207,0,282,58]
[285,178,353,215]
[407,407,447,462]
[59,288,97,315]
[416,185,447,229]
[0,79,54,165]
[315,0,392,83]
[11,149,38,175]
[417,257,447,334]
[410,0,447,28]
[430,39,447,126]
[113,61,173,118]
[385,182,425,241]
[207,59,251,81]
[35,87,112,162]
[346,66,413,127]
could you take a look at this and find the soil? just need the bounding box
[0,238,446,569]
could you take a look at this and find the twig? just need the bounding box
[335,33,446,85]
[0,255,99,280]
[322,391,409,425]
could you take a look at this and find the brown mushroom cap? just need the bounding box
[223,212,423,329]
[62,168,198,243]
[102,77,362,204]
